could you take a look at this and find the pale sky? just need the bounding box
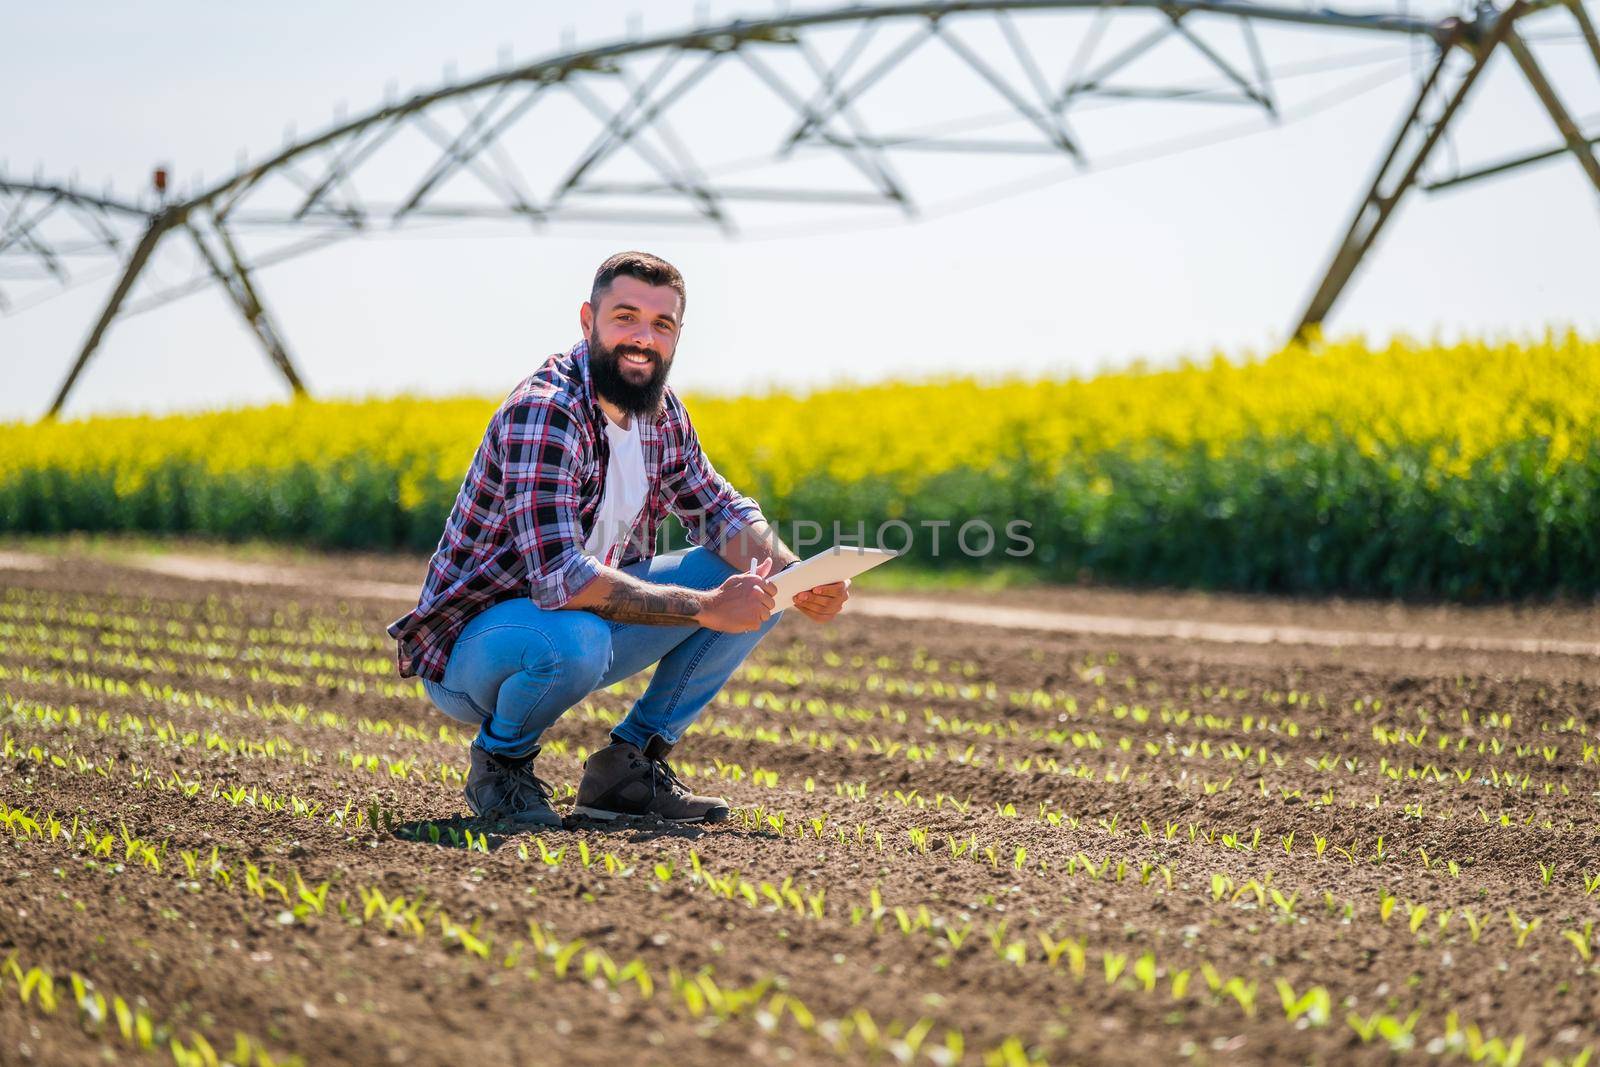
[3,0,1598,422]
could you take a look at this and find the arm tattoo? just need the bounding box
[590,580,703,626]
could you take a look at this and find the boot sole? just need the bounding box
[472,813,563,831]
[465,803,563,830]
[571,804,730,825]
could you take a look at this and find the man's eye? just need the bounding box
[615,314,633,322]
[656,321,676,332]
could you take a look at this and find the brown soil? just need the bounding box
[2,539,1599,1066]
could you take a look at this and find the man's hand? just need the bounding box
[793,579,850,624]
[698,558,777,633]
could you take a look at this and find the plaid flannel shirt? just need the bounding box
[386,341,765,683]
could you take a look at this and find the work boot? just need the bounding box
[573,734,730,824]
[464,742,562,829]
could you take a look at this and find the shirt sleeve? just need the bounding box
[661,398,766,552]
[500,398,603,608]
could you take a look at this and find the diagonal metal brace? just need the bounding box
[188,220,309,398]
[1290,4,1523,342]
[47,210,183,419]
[1502,26,1600,194]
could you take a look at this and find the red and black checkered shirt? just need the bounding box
[387,341,765,683]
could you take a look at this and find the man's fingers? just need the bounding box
[794,597,837,619]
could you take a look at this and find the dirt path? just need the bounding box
[5,545,1596,658]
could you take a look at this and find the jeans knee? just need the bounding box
[681,546,738,591]
[527,613,612,691]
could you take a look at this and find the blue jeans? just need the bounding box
[421,547,784,758]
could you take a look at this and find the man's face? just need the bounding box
[581,275,682,417]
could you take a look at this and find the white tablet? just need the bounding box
[766,546,899,611]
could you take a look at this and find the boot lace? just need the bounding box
[496,755,555,810]
[648,755,690,799]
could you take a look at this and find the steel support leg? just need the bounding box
[1503,27,1600,194]
[1564,0,1600,74]
[1290,4,1524,342]
[46,210,181,419]
[187,220,309,398]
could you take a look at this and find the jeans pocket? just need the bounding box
[422,677,489,726]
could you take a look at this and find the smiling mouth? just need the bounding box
[619,351,656,370]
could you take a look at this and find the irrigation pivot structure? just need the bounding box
[3,0,1598,419]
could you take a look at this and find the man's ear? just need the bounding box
[579,301,594,336]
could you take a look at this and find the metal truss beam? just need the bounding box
[187,217,309,399]
[1292,0,1599,340]
[10,0,1597,419]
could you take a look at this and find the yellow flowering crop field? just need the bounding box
[3,328,1595,597]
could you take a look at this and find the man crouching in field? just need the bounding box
[387,251,847,828]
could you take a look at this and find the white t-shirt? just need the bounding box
[584,412,649,566]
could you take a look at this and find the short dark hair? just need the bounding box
[590,251,686,318]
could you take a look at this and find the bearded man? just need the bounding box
[387,251,847,827]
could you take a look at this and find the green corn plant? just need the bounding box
[1035,933,1074,968]
[1561,924,1594,963]
[1347,1009,1421,1051]
[1507,909,1541,948]
[1132,953,1157,993]
[536,837,567,866]
[1170,970,1191,999]
[1274,980,1331,1026]
[1102,951,1127,986]
[1221,977,1257,1016]
[292,872,329,917]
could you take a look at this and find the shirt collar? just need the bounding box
[571,338,607,429]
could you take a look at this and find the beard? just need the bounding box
[587,330,672,417]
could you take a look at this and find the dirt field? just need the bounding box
[3,539,1599,1066]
